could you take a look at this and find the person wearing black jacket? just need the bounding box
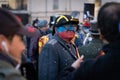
[58,2,120,80]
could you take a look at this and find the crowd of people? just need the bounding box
[0,1,120,80]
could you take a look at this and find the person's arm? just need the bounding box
[38,44,59,80]
[71,55,84,69]
[58,57,95,80]
[57,55,84,80]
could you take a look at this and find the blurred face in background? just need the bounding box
[42,24,49,32]
[38,24,49,32]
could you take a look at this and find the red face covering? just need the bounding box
[58,31,75,41]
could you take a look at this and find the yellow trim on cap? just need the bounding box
[71,18,79,21]
[56,15,69,23]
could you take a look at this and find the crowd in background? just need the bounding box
[22,9,105,80]
[0,1,120,80]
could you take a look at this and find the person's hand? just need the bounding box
[71,55,84,69]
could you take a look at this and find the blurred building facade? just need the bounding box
[0,0,119,24]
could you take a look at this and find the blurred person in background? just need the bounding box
[29,19,49,63]
[78,20,104,60]
[28,19,49,80]
[32,17,39,28]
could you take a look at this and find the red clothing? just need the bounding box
[83,22,90,28]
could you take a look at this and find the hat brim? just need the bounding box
[17,26,40,37]
[56,21,79,27]
[89,30,100,35]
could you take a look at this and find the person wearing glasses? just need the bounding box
[38,15,80,80]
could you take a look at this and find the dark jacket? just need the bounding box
[0,53,26,80]
[29,29,48,62]
[38,34,78,80]
[58,41,120,80]
[29,30,41,62]
[78,38,104,60]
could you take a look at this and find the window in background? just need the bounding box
[53,0,59,10]
[0,0,27,10]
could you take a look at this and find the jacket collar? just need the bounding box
[54,34,78,60]
[0,52,18,67]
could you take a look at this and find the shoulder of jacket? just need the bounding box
[0,60,13,68]
[0,60,26,80]
[47,39,57,45]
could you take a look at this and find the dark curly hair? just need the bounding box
[97,2,120,42]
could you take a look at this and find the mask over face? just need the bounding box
[57,25,76,41]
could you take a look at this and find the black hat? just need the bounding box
[37,20,48,28]
[54,15,79,27]
[89,20,100,35]
[0,8,38,37]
